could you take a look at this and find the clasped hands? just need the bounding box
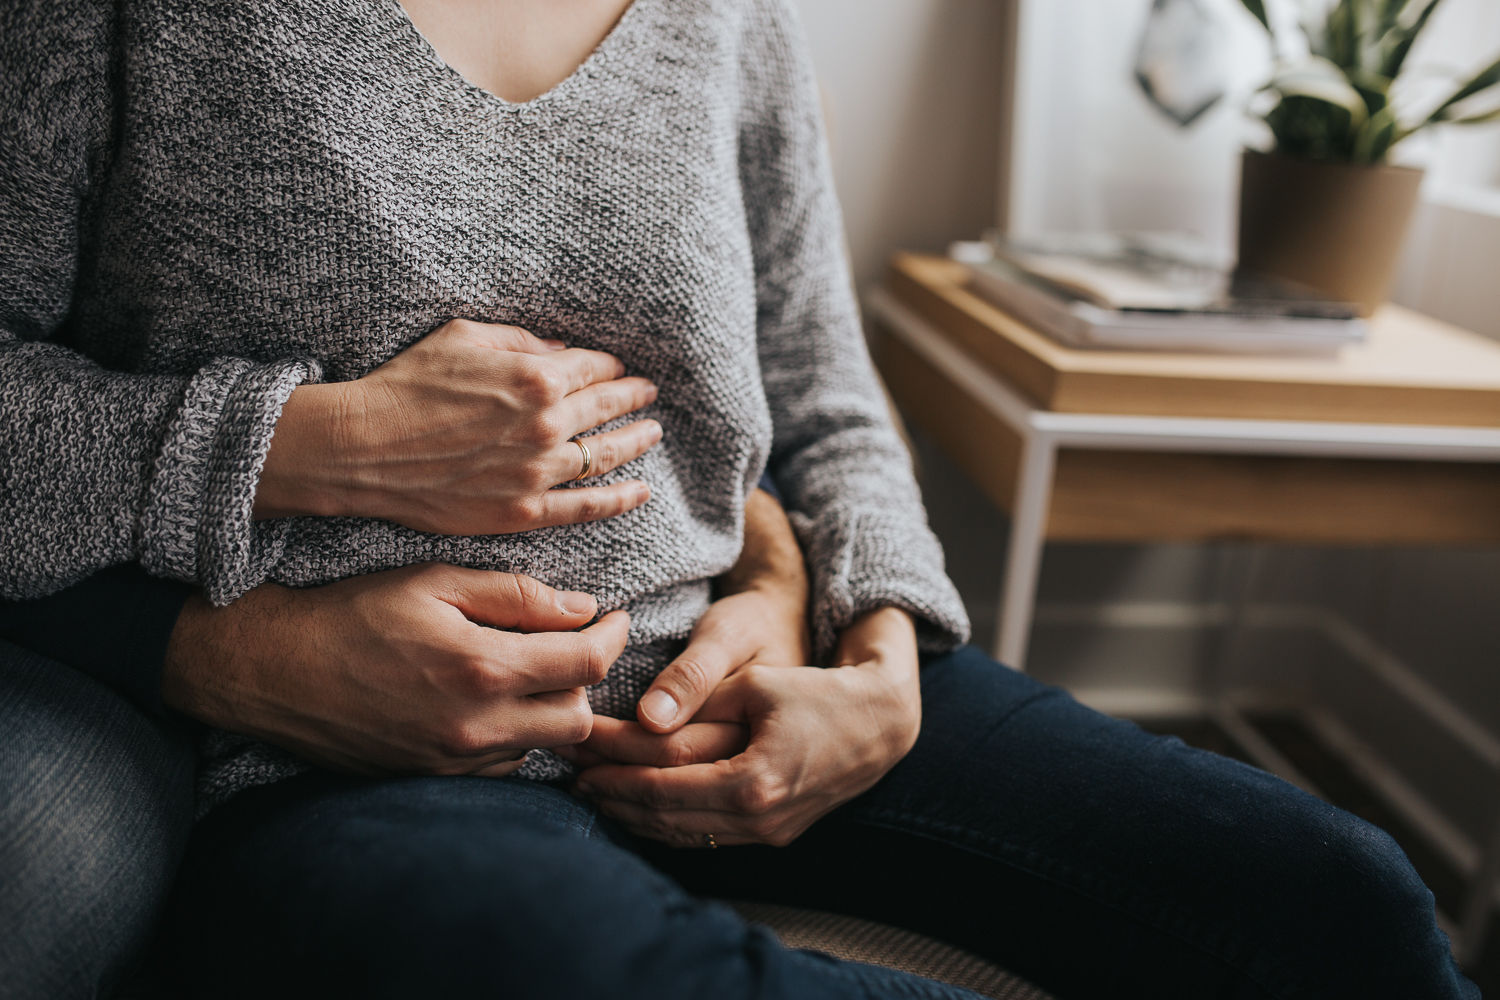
[164,317,921,847]
[564,600,920,848]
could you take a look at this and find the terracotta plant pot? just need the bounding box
[1236,148,1424,316]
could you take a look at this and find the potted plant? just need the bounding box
[1234,0,1500,314]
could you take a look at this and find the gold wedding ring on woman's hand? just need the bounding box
[572,439,593,481]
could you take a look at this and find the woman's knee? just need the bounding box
[868,658,1476,997]
[1128,747,1474,998]
[1268,803,1473,997]
[0,642,195,1000]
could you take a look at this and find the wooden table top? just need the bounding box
[885,252,1500,428]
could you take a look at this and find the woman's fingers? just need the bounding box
[456,321,567,357]
[589,798,758,848]
[636,640,735,732]
[574,759,747,813]
[548,346,629,395]
[582,717,750,767]
[563,377,659,437]
[549,419,662,485]
[457,329,629,400]
[636,601,768,733]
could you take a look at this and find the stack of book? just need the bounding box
[950,233,1367,356]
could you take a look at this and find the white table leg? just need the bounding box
[994,432,1056,670]
[1459,815,1500,966]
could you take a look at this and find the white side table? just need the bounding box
[867,287,1500,669]
[866,262,1500,962]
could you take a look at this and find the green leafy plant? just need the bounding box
[1237,0,1500,164]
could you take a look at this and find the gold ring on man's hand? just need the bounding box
[702,833,717,849]
[572,440,593,481]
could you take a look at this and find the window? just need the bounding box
[1007,0,1500,333]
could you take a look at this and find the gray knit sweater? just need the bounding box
[0,0,968,810]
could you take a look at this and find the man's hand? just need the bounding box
[255,319,662,534]
[573,607,921,847]
[163,563,629,777]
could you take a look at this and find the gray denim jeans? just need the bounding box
[0,641,195,1000]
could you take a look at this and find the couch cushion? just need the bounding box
[728,900,1054,1000]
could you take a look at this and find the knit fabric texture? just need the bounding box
[0,0,969,812]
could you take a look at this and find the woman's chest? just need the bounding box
[79,0,757,384]
[396,0,636,105]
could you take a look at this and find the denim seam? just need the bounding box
[947,688,1059,762]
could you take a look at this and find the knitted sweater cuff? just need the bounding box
[790,506,970,664]
[139,356,321,605]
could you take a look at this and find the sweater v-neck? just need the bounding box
[383,0,645,111]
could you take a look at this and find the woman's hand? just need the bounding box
[555,487,809,772]
[164,562,630,777]
[554,583,802,773]
[635,488,810,731]
[572,607,921,847]
[255,319,662,535]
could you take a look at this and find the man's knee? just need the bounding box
[0,643,195,1000]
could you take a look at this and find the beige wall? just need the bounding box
[1393,192,1500,342]
[794,0,1012,288]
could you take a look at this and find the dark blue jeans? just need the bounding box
[0,641,195,1000]
[149,646,1476,1000]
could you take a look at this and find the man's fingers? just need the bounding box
[432,566,598,632]
[562,378,659,437]
[582,717,750,767]
[473,757,532,778]
[532,481,652,528]
[507,687,598,747]
[486,611,631,696]
[548,420,661,485]
[446,687,594,757]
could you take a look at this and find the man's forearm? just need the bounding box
[0,564,193,720]
[716,488,808,605]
